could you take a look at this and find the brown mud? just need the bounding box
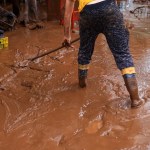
[0,11,150,150]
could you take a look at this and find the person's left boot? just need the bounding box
[78,69,88,88]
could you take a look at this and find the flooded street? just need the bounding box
[0,9,150,150]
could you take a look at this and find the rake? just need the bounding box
[17,37,80,67]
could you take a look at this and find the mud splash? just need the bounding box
[0,10,150,150]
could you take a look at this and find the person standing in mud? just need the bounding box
[62,0,144,108]
[22,0,43,29]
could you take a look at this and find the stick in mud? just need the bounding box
[29,37,80,61]
[17,38,80,67]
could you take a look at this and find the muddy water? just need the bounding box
[0,14,150,150]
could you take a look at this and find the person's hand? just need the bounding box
[62,39,74,49]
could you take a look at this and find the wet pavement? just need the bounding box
[0,8,150,150]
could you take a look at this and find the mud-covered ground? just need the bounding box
[0,8,150,150]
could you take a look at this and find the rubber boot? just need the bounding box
[78,69,87,88]
[123,76,144,108]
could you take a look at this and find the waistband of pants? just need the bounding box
[82,0,116,12]
[87,0,106,5]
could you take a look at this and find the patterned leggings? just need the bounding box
[78,0,135,77]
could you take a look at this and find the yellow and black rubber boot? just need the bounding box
[122,67,144,108]
[78,64,89,88]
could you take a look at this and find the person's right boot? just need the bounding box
[123,75,144,108]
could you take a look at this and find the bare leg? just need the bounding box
[28,0,38,22]
[29,0,44,29]
[24,0,29,25]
